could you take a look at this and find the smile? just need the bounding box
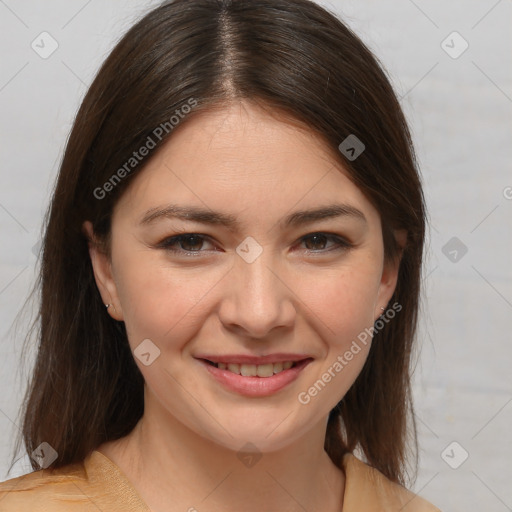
[207,360,296,377]
[196,357,313,397]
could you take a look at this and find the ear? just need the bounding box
[82,220,124,321]
[374,229,406,321]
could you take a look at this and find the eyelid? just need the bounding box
[298,232,353,254]
[156,233,217,253]
[156,231,353,256]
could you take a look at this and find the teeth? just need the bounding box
[227,363,240,374]
[273,362,283,373]
[240,364,257,377]
[214,361,297,377]
[256,363,274,377]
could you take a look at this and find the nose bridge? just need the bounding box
[221,239,295,337]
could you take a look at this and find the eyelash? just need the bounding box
[156,232,353,257]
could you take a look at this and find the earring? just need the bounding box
[105,303,117,313]
[380,307,385,311]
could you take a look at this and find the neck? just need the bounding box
[103,395,345,512]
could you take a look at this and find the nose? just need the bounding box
[217,248,296,340]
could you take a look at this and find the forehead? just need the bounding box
[113,101,380,230]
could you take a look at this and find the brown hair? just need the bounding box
[11,0,425,485]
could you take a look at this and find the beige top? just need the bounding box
[0,450,440,511]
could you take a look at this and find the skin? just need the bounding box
[83,100,404,512]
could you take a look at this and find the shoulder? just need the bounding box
[342,454,441,512]
[0,450,150,512]
[0,458,97,512]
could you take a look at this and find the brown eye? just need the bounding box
[303,234,329,251]
[158,233,216,254]
[300,233,352,253]
[177,234,204,251]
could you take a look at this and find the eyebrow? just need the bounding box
[139,203,367,230]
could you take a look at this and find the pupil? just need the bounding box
[305,234,326,250]
[182,235,202,251]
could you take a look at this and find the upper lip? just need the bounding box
[195,353,312,365]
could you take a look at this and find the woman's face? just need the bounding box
[85,101,401,453]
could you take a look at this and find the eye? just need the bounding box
[156,231,352,257]
[298,232,352,253]
[157,233,216,255]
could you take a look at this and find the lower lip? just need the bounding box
[197,359,312,397]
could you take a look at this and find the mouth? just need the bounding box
[202,359,303,377]
[195,356,313,397]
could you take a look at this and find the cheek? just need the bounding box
[293,264,381,345]
[292,268,379,411]
[116,250,381,349]
[114,252,229,351]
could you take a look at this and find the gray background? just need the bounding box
[1,0,511,509]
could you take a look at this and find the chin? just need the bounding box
[195,410,313,455]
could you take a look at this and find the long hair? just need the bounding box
[12,0,425,485]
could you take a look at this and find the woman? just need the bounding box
[0,0,439,510]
